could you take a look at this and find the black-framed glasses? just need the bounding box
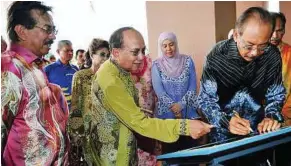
[121,47,147,56]
[98,52,110,58]
[35,25,58,35]
[239,36,270,53]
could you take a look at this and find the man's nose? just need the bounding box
[49,33,56,40]
[272,31,278,38]
[249,48,259,57]
[137,52,144,60]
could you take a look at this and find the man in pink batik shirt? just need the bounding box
[1,1,69,165]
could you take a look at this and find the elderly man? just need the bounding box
[1,1,69,165]
[44,40,79,109]
[87,27,213,166]
[198,7,285,165]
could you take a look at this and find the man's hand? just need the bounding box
[189,120,213,139]
[229,116,251,135]
[257,118,281,134]
[170,103,182,118]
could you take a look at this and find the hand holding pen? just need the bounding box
[229,110,253,135]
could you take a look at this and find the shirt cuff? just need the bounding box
[178,119,190,136]
[265,111,284,123]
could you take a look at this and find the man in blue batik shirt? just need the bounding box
[198,7,286,166]
[45,40,78,109]
[198,7,285,166]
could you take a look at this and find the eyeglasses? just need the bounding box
[35,25,58,35]
[98,52,110,58]
[239,37,270,53]
[121,47,147,56]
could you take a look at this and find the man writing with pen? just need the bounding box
[197,7,285,166]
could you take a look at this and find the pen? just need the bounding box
[233,110,254,132]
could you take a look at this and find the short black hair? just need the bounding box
[235,7,274,36]
[270,12,286,30]
[109,26,135,51]
[75,49,85,59]
[7,1,52,42]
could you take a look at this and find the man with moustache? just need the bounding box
[270,12,291,166]
[270,12,291,126]
[198,7,285,165]
[1,1,69,165]
[44,40,79,109]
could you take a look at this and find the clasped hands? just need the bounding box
[170,103,182,118]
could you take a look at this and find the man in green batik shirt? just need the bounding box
[86,27,213,166]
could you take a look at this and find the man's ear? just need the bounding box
[14,25,28,41]
[56,49,60,54]
[233,29,239,42]
[111,48,119,58]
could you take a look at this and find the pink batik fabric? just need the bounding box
[1,44,69,166]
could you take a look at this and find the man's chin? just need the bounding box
[243,56,254,62]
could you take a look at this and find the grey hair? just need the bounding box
[57,40,72,49]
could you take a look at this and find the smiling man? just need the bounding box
[1,1,69,165]
[89,27,213,166]
[198,7,285,166]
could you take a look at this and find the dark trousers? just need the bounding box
[162,136,198,154]
[219,149,272,166]
[273,142,291,166]
[162,136,199,166]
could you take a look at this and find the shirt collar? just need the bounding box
[56,59,72,67]
[110,58,130,76]
[10,43,38,64]
[226,39,242,60]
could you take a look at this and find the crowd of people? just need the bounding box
[1,1,290,166]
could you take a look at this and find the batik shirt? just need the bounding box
[1,44,69,166]
[279,42,291,121]
[198,39,285,142]
[152,56,199,119]
[68,68,95,166]
[131,56,158,166]
[89,59,190,166]
[44,59,78,109]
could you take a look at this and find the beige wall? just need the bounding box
[146,1,216,89]
[215,1,236,42]
[146,1,291,90]
[280,1,291,44]
[236,1,266,19]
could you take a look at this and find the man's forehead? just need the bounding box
[30,9,54,25]
[60,45,73,49]
[122,30,145,48]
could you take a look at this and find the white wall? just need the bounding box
[0,0,148,59]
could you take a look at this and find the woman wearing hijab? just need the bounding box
[152,32,199,154]
[131,54,160,166]
[68,38,110,166]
